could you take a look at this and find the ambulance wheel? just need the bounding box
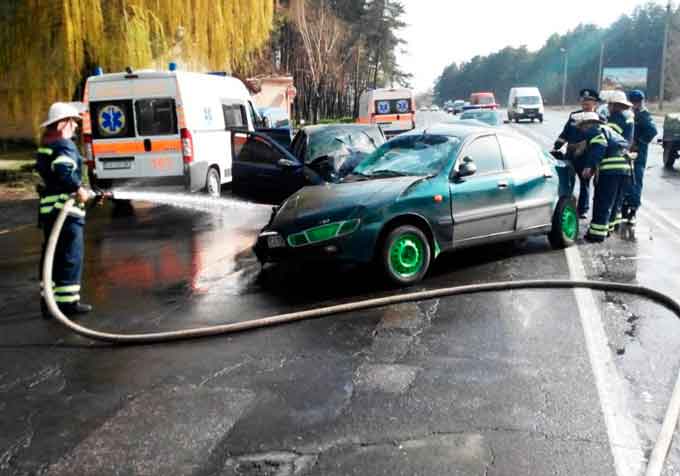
[205,167,221,198]
[549,196,579,249]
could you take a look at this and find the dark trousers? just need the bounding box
[624,142,648,210]
[40,216,84,304]
[567,158,591,214]
[586,174,626,241]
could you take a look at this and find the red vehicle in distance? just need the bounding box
[464,92,498,110]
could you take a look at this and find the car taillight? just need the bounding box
[181,128,193,164]
[83,133,94,168]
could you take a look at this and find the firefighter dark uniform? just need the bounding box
[582,124,632,242]
[36,139,88,315]
[606,108,635,231]
[622,91,658,225]
[554,89,604,217]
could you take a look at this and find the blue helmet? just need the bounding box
[628,89,645,102]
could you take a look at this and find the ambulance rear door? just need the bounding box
[88,75,184,183]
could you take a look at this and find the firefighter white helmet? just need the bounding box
[573,112,604,125]
[607,90,633,107]
[40,102,84,128]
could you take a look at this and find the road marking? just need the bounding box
[643,200,680,234]
[565,246,645,476]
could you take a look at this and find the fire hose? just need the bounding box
[43,197,680,475]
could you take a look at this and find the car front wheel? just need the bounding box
[548,196,578,249]
[381,225,432,285]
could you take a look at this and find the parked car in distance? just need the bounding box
[453,100,465,114]
[459,108,503,127]
[430,105,440,112]
[232,123,385,203]
[507,87,544,123]
[254,123,577,285]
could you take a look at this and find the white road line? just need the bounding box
[643,200,680,234]
[565,247,645,476]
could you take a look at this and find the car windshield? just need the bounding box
[518,96,540,105]
[353,134,461,177]
[306,127,374,164]
[460,110,499,125]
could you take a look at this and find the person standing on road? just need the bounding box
[605,90,635,232]
[36,102,93,318]
[576,112,632,243]
[621,89,658,228]
[553,89,603,219]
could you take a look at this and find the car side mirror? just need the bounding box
[456,157,477,179]
[278,158,299,168]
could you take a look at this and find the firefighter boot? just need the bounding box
[58,302,93,316]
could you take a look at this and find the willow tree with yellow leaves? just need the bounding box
[0,0,274,140]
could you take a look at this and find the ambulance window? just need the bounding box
[135,98,177,136]
[90,100,135,139]
[222,104,247,129]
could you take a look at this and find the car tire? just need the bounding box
[381,225,432,285]
[539,115,544,123]
[549,196,579,249]
[205,167,221,198]
[514,117,519,123]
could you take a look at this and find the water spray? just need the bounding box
[42,197,680,475]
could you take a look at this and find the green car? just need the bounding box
[254,124,578,285]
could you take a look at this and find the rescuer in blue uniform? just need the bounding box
[605,90,635,232]
[576,112,632,242]
[553,89,603,219]
[622,89,658,226]
[36,103,93,317]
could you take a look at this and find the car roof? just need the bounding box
[401,122,494,138]
[303,123,377,135]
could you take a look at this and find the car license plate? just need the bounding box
[267,235,286,248]
[103,160,132,170]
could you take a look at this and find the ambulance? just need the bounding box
[356,88,416,137]
[82,67,267,196]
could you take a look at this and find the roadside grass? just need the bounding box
[0,147,38,196]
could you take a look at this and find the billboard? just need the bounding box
[601,67,648,91]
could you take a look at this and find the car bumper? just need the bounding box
[254,225,379,265]
[514,110,542,119]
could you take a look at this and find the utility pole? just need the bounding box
[659,0,671,111]
[560,48,568,106]
[597,41,605,90]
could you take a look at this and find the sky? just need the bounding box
[397,0,667,92]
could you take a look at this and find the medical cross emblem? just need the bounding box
[98,105,125,135]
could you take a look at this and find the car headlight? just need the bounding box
[517,107,524,113]
[287,219,361,247]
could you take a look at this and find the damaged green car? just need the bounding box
[254,123,576,285]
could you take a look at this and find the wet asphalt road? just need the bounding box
[0,109,679,475]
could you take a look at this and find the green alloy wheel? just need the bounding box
[382,225,431,285]
[549,196,579,249]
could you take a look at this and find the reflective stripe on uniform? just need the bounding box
[54,284,81,293]
[608,123,623,134]
[51,155,77,170]
[590,134,607,145]
[40,193,69,204]
[600,163,632,172]
[588,223,609,236]
[37,147,53,155]
[55,294,80,303]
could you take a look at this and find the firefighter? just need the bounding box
[605,90,635,233]
[576,112,632,243]
[622,89,658,227]
[36,102,93,318]
[553,89,603,219]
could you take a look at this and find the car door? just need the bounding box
[232,132,305,202]
[497,134,556,230]
[449,134,517,242]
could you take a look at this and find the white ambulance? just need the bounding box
[356,88,416,137]
[83,68,266,196]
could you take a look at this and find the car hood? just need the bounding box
[272,176,423,229]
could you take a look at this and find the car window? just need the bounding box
[222,103,248,129]
[497,135,543,170]
[135,98,177,136]
[460,135,503,174]
[238,135,282,165]
[517,96,541,105]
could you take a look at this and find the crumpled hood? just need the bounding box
[272,177,422,229]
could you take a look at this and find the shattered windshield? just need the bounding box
[353,134,461,177]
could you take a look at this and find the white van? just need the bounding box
[82,69,266,196]
[357,88,416,137]
[507,87,544,123]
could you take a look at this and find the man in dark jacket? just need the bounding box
[36,102,93,318]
